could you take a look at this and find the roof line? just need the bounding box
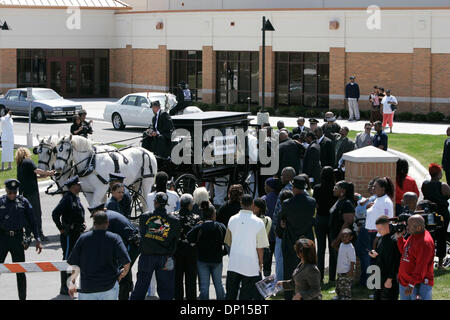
[0,4,131,9]
[114,6,450,14]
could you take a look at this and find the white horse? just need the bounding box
[53,135,157,209]
[34,134,74,193]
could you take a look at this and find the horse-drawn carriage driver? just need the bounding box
[142,100,174,159]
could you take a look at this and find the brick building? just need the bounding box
[1,0,450,115]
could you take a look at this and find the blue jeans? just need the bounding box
[130,254,175,300]
[399,283,433,300]
[78,281,119,300]
[197,261,225,300]
[274,237,283,281]
[355,227,377,286]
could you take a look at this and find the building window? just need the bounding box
[216,51,259,105]
[275,52,329,108]
[170,50,202,101]
[17,49,109,98]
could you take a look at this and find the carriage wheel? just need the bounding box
[174,173,200,196]
[128,191,147,221]
[233,164,258,198]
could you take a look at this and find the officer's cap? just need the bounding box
[64,176,81,188]
[151,100,161,107]
[88,203,106,214]
[109,173,125,183]
[78,109,87,115]
[5,179,20,191]
[154,192,168,205]
[292,175,307,190]
[308,118,319,124]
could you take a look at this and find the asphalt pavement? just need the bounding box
[0,190,241,300]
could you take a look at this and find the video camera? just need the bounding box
[389,206,444,234]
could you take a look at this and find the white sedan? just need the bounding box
[103,92,178,130]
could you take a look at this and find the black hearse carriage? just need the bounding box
[149,111,260,197]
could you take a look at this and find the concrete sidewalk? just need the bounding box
[249,115,449,135]
[73,99,449,135]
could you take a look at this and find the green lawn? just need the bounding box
[285,127,447,182]
[0,148,41,186]
[347,131,447,180]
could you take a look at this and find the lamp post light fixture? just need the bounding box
[261,16,274,113]
[0,20,10,30]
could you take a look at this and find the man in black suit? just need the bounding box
[279,175,316,300]
[302,132,322,187]
[278,131,305,176]
[144,100,174,158]
[292,117,311,137]
[443,126,450,183]
[335,126,356,168]
[314,127,335,168]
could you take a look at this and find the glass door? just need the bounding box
[49,60,62,94]
[65,60,78,97]
[47,58,79,98]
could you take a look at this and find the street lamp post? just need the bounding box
[258,16,274,125]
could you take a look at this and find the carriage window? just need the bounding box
[136,96,149,107]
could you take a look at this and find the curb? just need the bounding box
[387,148,429,179]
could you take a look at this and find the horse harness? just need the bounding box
[62,143,154,185]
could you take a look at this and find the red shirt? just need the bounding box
[397,230,435,287]
[395,175,420,204]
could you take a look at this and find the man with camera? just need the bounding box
[396,214,435,300]
[78,110,93,139]
[368,215,400,300]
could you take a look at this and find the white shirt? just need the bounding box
[381,95,398,114]
[317,135,325,144]
[337,242,356,274]
[0,114,14,141]
[147,190,180,213]
[365,194,394,231]
[153,110,161,134]
[226,210,270,277]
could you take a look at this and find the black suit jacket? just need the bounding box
[151,110,174,141]
[278,139,305,176]
[319,136,335,168]
[335,137,356,167]
[292,126,311,136]
[302,141,321,186]
[279,193,316,264]
[443,137,450,173]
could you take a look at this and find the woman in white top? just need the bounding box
[381,89,398,134]
[365,177,395,234]
[1,108,14,171]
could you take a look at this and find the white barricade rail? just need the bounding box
[0,261,72,274]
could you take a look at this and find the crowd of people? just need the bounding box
[1,94,449,301]
[345,76,398,133]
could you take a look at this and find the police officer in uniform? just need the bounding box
[169,81,187,116]
[107,173,132,218]
[89,203,140,300]
[0,179,42,300]
[52,176,86,295]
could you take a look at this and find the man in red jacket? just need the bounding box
[397,214,435,300]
